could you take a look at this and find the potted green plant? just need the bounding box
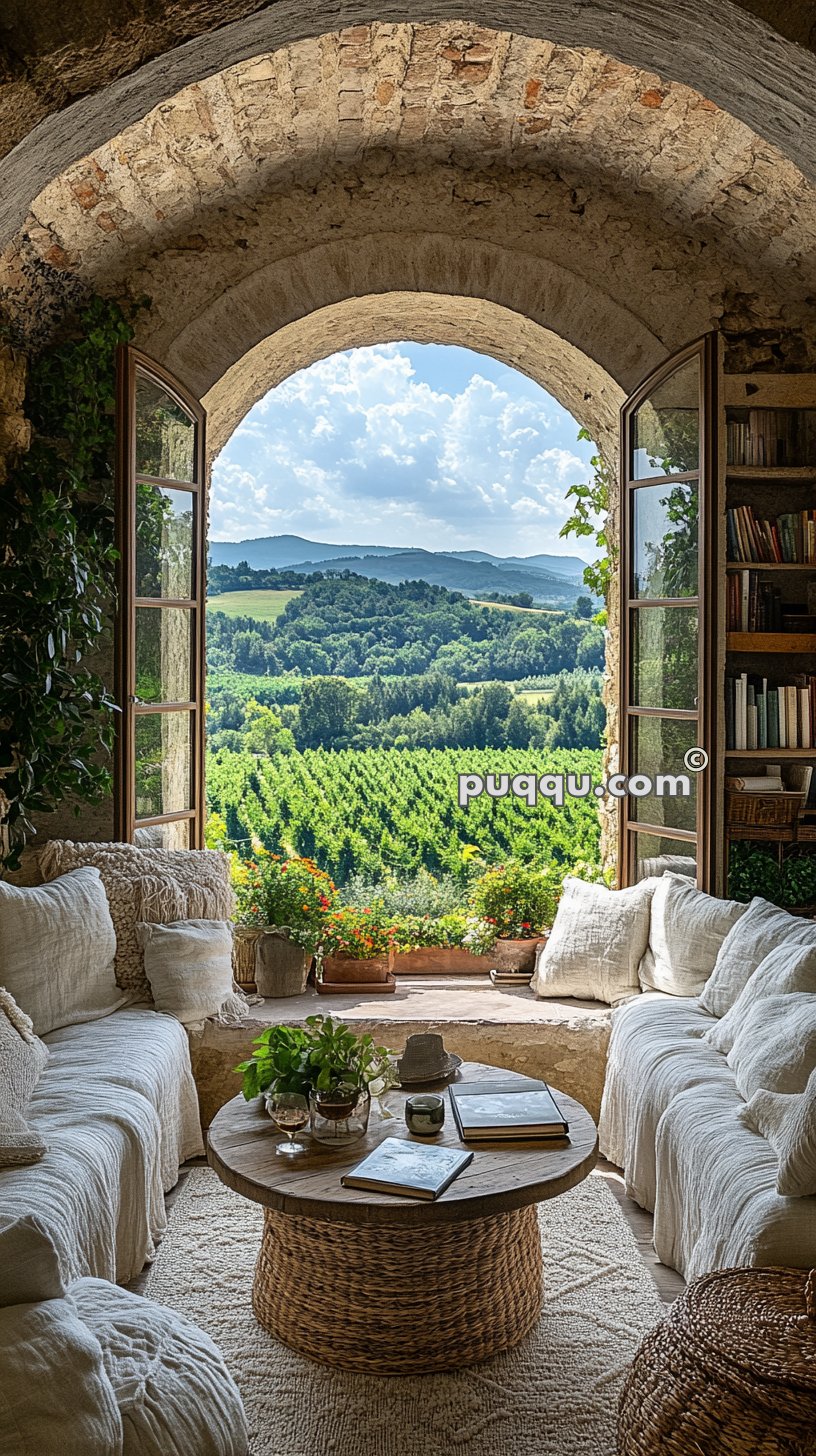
[318,905,398,986]
[234,1015,394,1146]
[233,853,338,996]
[390,910,494,975]
[466,862,562,970]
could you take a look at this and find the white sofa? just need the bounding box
[599,901,816,1282]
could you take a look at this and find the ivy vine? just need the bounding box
[0,297,140,870]
[559,427,616,608]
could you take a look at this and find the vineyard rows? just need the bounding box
[207,746,603,884]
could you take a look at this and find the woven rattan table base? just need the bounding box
[252,1202,543,1373]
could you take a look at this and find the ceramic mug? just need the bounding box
[405,1093,445,1136]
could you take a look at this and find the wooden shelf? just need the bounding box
[727,632,816,652]
[726,466,816,479]
[725,749,816,758]
[725,562,816,572]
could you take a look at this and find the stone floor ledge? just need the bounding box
[189,978,612,1128]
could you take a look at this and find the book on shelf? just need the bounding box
[448,1078,569,1142]
[340,1137,473,1201]
[726,570,784,631]
[725,774,784,793]
[726,409,816,468]
[726,673,816,750]
[726,504,816,564]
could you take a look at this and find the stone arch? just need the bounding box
[4,2,816,246]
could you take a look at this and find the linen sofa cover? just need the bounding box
[0,1010,203,1306]
[598,992,726,1211]
[653,1079,816,1279]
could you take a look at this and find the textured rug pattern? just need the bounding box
[145,1168,663,1456]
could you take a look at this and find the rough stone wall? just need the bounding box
[0,345,28,483]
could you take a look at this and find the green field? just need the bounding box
[207,745,603,884]
[207,589,302,622]
[469,599,561,614]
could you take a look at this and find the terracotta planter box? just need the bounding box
[321,951,395,983]
[491,935,548,973]
[392,946,493,976]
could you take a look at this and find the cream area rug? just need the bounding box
[144,1168,663,1456]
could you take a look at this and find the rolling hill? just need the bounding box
[208,535,590,604]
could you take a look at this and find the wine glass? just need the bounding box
[266,1091,309,1156]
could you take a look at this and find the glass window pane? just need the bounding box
[632,356,700,479]
[135,372,196,481]
[631,607,698,710]
[135,607,193,704]
[630,831,697,884]
[629,717,699,832]
[134,820,191,849]
[136,483,194,599]
[134,712,192,819]
[633,482,698,598]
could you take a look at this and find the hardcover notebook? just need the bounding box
[449,1078,569,1141]
[341,1137,474,1200]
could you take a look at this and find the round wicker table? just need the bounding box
[207,1062,597,1374]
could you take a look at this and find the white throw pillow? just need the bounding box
[739,1067,816,1197]
[0,868,129,1035]
[699,897,816,1018]
[0,1297,123,1455]
[0,987,49,1167]
[705,943,816,1054]
[638,873,747,997]
[727,993,816,1102]
[532,877,654,1006]
[137,919,247,1025]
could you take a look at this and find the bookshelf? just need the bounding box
[720,372,816,911]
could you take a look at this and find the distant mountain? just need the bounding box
[447,549,588,581]
[284,549,583,604]
[209,535,589,597]
[209,535,405,569]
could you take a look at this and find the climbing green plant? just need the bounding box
[559,428,616,607]
[0,297,141,870]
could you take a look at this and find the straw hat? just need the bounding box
[397,1033,461,1085]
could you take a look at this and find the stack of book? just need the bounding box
[449,1078,569,1142]
[727,571,784,632]
[726,675,816,750]
[489,966,535,988]
[726,409,816,467]
[726,505,816,564]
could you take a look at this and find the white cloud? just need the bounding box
[210,344,598,556]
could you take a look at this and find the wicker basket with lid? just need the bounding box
[618,1265,816,1455]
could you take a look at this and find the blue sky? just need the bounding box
[210,342,599,559]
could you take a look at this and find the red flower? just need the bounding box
[521,922,531,929]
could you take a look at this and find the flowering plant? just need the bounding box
[233,851,338,951]
[467,862,560,945]
[390,910,470,952]
[319,903,399,961]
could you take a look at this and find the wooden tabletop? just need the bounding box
[207,1062,598,1227]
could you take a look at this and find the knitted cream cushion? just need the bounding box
[38,842,234,1000]
[739,1067,816,1197]
[705,942,816,1055]
[0,987,49,1167]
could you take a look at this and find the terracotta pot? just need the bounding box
[491,935,549,972]
[392,946,493,976]
[321,951,395,983]
[254,930,313,998]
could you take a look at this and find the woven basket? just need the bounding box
[618,1265,816,1455]
[725,790,803,829]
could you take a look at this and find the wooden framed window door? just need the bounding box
[619,334,718,889]
[115,348,206,848]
